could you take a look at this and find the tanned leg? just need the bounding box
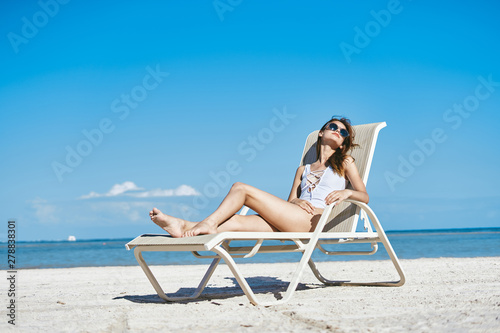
[183,182,322,237]
[217,214,278,233]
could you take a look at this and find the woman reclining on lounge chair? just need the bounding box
[149,117,369,238]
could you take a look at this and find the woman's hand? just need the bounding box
[290,198,315,215]
[325,189,352,206]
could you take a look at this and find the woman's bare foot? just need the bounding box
[149,207,186,238]
[183,220,218,237]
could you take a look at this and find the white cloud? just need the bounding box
[31,197,59,224]
[80,182,199,199]
[108,181,142,196]
[129,184,200,198]
[175,184,200,196]
[80,181,143,199]
[80,191,100,199]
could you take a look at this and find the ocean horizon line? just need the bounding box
[3,226,500,244]
[3,226,499,269]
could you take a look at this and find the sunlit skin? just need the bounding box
[150,120,369,238]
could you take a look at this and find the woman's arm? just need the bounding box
[287,165,304,202]
[325,156,369,205]
[287,165,315,214]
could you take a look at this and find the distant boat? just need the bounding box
[67,235,76,241]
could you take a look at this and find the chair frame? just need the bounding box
[126,122,406,306]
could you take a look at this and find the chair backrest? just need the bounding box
[299,122,386,232]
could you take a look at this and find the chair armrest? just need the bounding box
[343,199,386,234]
[239,206,250,216]
[313,203,336,234]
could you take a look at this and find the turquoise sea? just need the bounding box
[2,228,500,269]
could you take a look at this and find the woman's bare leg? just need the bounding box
[149,207,197,237]
[150,207,274,236]
[183,182,322,237]
[217,214,278,233]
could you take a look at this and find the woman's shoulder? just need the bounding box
[343,155,355,165]
[342,155,359,175]
[297,164,307,172]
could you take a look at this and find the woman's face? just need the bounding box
[322,120,348,145]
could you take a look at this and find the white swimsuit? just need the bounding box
[299,164,346,209]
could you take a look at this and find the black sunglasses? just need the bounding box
[326,122,349,138]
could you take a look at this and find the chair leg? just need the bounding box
[317,199,406,287]
[211,245,262,305]
[211,237,319,306]
[358,202,406,286]
[308,259,350,285]
[374,229,406,286]
[209,205,336,306]
[307,238,406,287]
[134,247,221,301]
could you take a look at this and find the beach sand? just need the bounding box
[2,257,499,332]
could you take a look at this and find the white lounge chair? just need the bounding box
[126,122,406,306]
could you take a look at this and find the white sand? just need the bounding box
[2,257,499,332]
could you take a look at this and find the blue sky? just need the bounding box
[1,0,499,241]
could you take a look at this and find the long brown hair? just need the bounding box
[315,117,358,177]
